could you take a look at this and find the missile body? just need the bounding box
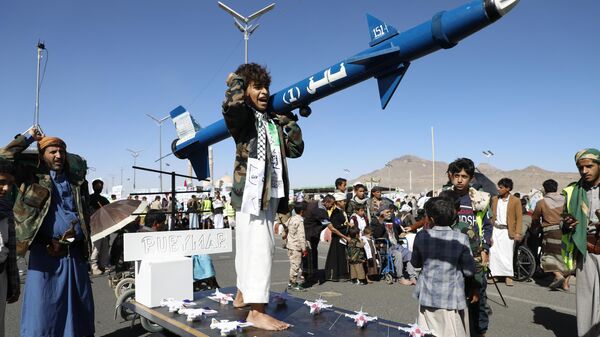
[172,0,518,179]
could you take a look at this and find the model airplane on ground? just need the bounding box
[344,307,378,328]
[208,289,235,304]
[210,318,254,336]
[159,298,196,313]
[178,307,218,322]
[398,323,435,337]
[303,298,333,315]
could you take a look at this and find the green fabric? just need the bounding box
[568,179,590,257]
[562,185,576,269]
[574,148,600,163]
[566,148,600,259]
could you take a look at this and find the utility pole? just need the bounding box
[126,149,143,190]
[218,2,275,64]
[482,150,495,167]
[146,114,169,191]
[34,41,46,128]
[385,163,393,188]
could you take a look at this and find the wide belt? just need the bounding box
[494,224,508,230]
[542,224,561,232]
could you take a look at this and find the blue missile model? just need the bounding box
[171,0,518,180]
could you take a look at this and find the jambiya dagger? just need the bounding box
[170,0,518,179]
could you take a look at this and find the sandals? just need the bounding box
[548,277,565,290]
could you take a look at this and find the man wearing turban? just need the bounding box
[562,148,600,337]
[0,127,94,337]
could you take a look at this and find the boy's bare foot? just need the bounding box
[247,310,290,331]
[233,289,248,308]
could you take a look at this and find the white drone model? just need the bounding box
[159,298,196,313]
[344,307,378,328]
[398,323,435,337]
[303,298,333,315]
[210,318,253,336]
[178,307,218,322]
[208,289,235,305]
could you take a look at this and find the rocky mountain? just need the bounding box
[352,155,580,195]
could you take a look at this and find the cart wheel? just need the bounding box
[114,277,135,298]
[141,316,164,333]
[384,274,394,284]
[514,245,536,282]
[115,288,137,321]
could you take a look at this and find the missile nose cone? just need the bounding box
[493,0,519,16]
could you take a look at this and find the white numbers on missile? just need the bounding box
[372,24,389,39]
[283,87,300,104]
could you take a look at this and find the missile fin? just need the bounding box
[375,62,410,109]
[367,14,399,47]
[188,146,210,180]
[347,46,400,65]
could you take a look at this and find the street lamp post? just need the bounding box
[385,163,393,188]
[126,149,143,190]
[146,114,169,191]
[482,150,495,167]
[218,2,275,64]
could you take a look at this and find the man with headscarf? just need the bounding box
[0,127,94,337]
[0,157,20,337]
[562,148,600,337]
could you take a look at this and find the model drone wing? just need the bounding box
[398,323,434,337]
[160,298,196,312]
[208,289,235,304]
[179,307,218,321]
[210,319,254,336]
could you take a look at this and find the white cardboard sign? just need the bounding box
[123,229,232,261]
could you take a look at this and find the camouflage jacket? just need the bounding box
[347,238,366,264]
[284,214,306,251]
[0,135,91,256]
[222,74,304,214]
[452,220,484,290]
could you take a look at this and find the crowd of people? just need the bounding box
[275,153,600,337]
[0,61,597,337]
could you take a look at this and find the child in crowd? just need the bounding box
[411,197,475,337]
[284,201,307,291]
[439,190,483,335]
[350,205,368,235]
[347,227,367,285]
[360,226,379,283]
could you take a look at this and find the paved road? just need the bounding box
[6,233,576,336]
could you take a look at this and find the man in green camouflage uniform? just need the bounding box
[0,127,94,337]
[222,63,304,331]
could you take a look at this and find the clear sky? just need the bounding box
[1,0,598,193]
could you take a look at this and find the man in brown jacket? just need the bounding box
[490,178,522,286]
